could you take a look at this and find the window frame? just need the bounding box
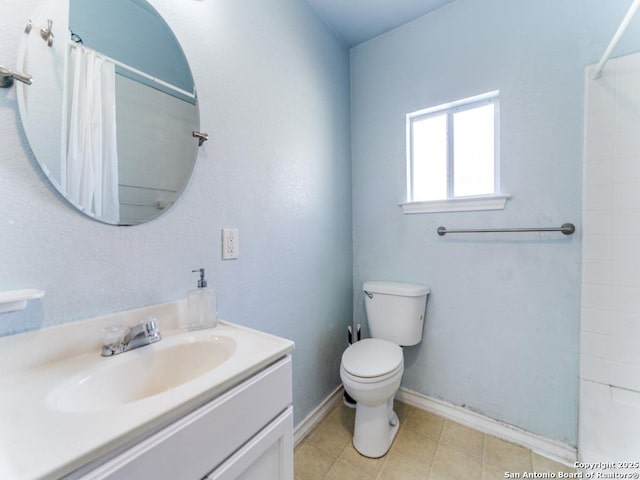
[402,90,509,214]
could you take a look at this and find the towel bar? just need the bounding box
[437,223,576,236]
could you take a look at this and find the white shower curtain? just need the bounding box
[66,46,119,223]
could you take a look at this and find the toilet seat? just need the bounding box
[341,361,403,384]
[341,338,403,382]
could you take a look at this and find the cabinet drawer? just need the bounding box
[80,356,292,480]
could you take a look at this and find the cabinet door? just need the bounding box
[205,407,293,480]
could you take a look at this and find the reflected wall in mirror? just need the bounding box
[17,0,200,225]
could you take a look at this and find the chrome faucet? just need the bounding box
[101,318,161,356]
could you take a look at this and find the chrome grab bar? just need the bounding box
[437,223,576,236]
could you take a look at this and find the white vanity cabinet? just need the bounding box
[76,356,293,480]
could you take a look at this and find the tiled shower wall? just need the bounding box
[580,51,640,461]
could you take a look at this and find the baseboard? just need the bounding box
[396,387,577,467]
[294,385,344,446]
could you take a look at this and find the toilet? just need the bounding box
[340,281,430,458]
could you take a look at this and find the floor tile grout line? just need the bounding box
[373,443,391,480]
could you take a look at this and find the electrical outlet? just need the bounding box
[222,228,239,260]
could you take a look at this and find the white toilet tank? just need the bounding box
[363,281,430,346]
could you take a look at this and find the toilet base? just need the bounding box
[352,398,400,458]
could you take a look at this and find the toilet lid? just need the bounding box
[342,338,403,378]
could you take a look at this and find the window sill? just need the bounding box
[399,194,511,214]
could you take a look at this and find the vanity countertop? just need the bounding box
[0,301,294,480]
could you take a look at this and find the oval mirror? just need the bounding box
[16,0,200,225]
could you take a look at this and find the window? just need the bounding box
[402,91,508,214]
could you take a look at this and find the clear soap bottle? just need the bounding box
[187,268,217,330]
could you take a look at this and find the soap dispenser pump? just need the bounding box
[187,268,217,330]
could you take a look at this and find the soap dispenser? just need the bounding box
[187,268,217,330]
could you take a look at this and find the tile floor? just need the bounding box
[294,400,576,480]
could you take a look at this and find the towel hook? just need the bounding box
[192,130,209,147]
[40,19,54,47]
[0,64,32,88]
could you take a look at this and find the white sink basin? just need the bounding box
[47,335,236,412]
[0,305,294,480]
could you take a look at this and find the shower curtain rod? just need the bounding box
[593,0,640,79]
[68,42,196,99]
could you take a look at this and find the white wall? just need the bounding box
[351,0,640,447]
[580,52,640,462]
[0,0,352,426]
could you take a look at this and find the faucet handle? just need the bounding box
[102,324,125,347]
[144,318,158,335]
[142,317,161,343]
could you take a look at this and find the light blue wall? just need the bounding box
[5,0,640,446]
[351,0,640,446]
[0,0,352,425]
